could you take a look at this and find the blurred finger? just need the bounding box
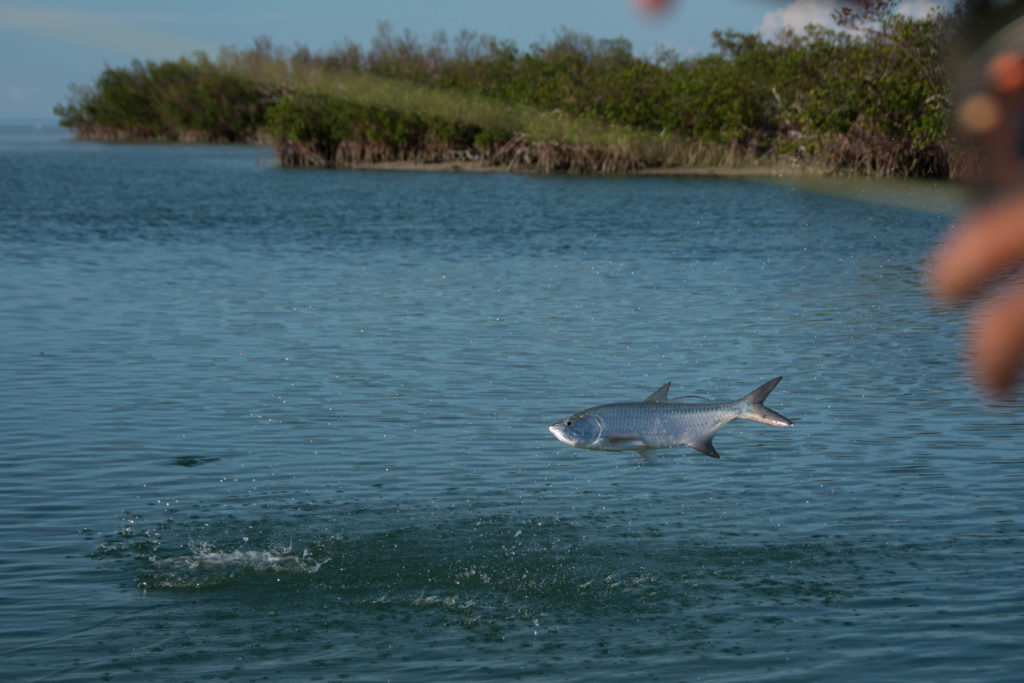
[969,281,1024,395]
[929,192,1024,301]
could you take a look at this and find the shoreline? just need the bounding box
[335,155,966,215]
[320,157,836,178]
[62,130,942,180]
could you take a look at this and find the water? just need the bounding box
[1,125,1021,681]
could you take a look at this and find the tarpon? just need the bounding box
[548,377,793,462]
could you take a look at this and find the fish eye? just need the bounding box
[565,420,573,427]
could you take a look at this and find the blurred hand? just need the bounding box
[930,49,1024,396]
[929,193,1024,396]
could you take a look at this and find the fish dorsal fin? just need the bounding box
[644,382,672,403]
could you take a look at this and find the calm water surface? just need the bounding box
[1,125,1022,681]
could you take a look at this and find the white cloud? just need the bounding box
[758,0,842,39]
[899,0,947,18]
[758,0,952,39]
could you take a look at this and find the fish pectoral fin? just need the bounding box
[608,435,641,445]
[637,447,658,464]
[692,438,720,459]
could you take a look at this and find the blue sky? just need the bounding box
[0,0,949,121]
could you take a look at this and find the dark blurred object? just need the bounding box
[954,1,1024,194]
[954,3,1024,193]
[631,0,675,15]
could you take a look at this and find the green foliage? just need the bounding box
[54,56,265,141]
[263,90,502,165]
[56,2,956,176]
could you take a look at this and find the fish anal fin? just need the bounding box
[644,382,672,403]
[692,439,720,459]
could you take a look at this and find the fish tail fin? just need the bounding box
[739,377,793,427]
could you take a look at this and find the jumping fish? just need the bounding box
[548,377,793,462]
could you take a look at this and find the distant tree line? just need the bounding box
[55,0,960,176]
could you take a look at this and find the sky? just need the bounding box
[0,0,951,122]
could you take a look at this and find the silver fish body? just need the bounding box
[548,377,792,462]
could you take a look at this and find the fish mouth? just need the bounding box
[548,423,574,446]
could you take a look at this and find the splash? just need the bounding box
[136,541,329,590]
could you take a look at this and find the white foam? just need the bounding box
[156,541,329,574]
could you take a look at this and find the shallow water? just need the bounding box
[2,125,1022,681]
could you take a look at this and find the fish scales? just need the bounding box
[582,400,741,448]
